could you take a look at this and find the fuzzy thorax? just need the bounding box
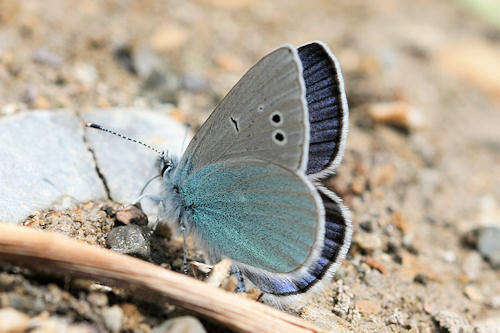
[156,158,188,236]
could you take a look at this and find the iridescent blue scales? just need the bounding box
[157,41,352,304]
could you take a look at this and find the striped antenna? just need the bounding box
[86,123,164,157]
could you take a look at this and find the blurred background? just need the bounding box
[0,0,499,331]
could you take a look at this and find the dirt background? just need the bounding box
[1,0,499,332]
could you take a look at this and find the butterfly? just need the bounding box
[89,41,352,305]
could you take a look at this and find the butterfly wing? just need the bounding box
[298,41,349,179]
[175,159,322,280]
[176,45,309,179]
[173,158,351,301]
[177,42,348,181]
[169,42,352,301]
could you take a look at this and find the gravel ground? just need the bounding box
[1,0,499,332]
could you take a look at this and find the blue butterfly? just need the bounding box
[90,41,352,305]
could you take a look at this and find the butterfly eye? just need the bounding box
[161,161,173,175]
[269,111,283,126]
[272,129,287,145]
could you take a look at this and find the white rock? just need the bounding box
[0,110,106,222]
[102,305,123,333]
[0,308,30,332]
[152,316,206,333]
[73,63,98,85]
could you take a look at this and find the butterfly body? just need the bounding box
[149,41,352,305]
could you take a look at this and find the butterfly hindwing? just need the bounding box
[172,157,352,301]
[174,158,322,274]
[298,42,349,178]
[243,184,352,301]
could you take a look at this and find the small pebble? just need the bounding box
[463,285,484,303]
[33,48,63,67]
[388,309,408,326]
[462,252,483,282]
[87,292,108,307]
[391,211,408,233]
[33,96,51,109]
[413,273,428,286]
[355,299,380,314]
[487,295,500,309]
[114,44,136,74]
[0,308,30,333]
[477,226,500,269]
[366,102,425,131]
[180,73,208,93]
[150,24,189,52]
[354,233,383,252]
[152,316,206,333]
[432,310,471,333]
[20,86,38,105]
[332,285,353,318]
[442,251,456,263]
[359,221,373,233]
[115,205,148,226]
[73,63,98,85]
[120,303,142,329]
[134,46,162,78]
[102,305,123,333]
[106,225,151,260]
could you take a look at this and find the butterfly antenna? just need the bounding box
[86,123,164,157]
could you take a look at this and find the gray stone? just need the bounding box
[477,227,500,269]
[180,73,208,92]
[0,110,106,222]
[83,108,188,215]
[432,310,471,333]
[33,48,63,67]
[106,225,151,260]
[152,316,206,333]
[134,45,162,78]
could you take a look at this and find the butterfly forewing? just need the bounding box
[177,45,308,177]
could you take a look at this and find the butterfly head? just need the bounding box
[157,152,178,178]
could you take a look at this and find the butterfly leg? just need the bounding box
[122,194,161,210]
[150,200,164,230]
[179,218,189,274]
[230,265,247,293]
